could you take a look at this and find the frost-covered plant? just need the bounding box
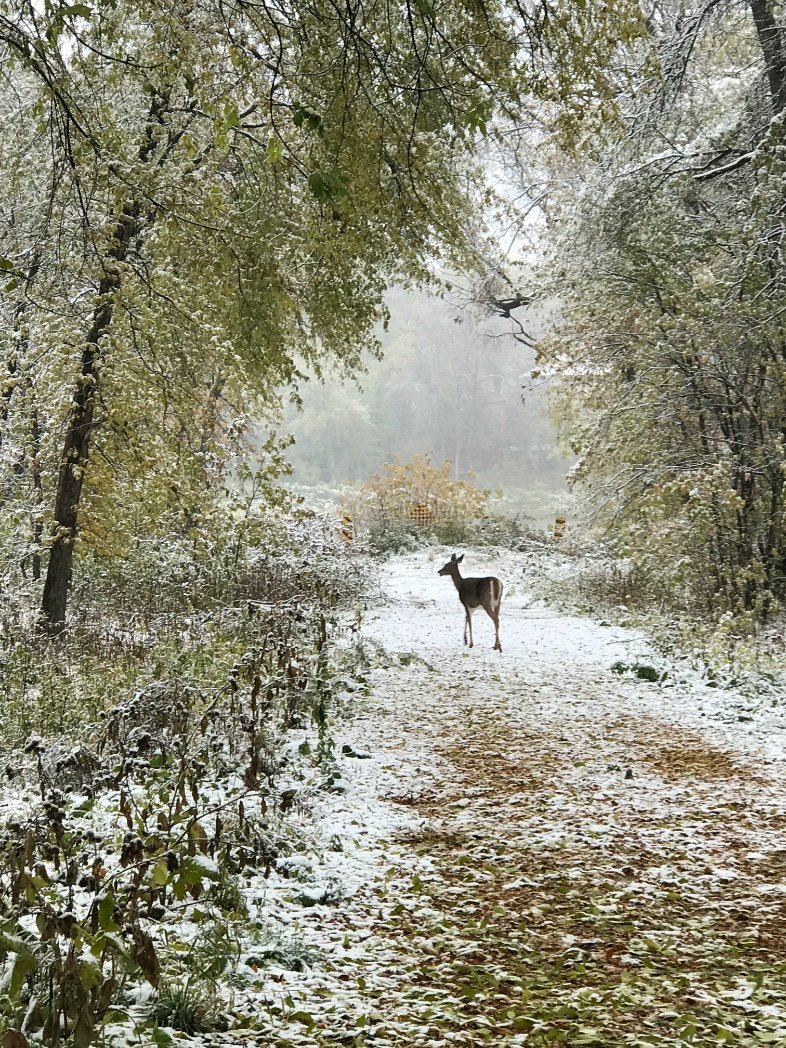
[248,927,316,973]
[354,455,492,554]
[542,2,786,626]
[148,979,224,1035]
[0,516,369,1046]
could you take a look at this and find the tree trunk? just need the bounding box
[750,0,786,114]
[0,343,19,448]
[41,204,139,628]
[30,398,43,581]
[1,251,41,451]
[39,76,177,629]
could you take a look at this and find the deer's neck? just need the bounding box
[449,567,464,592]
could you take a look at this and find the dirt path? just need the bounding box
[235,549,786,1046]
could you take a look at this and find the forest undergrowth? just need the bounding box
[3,523,786,1048]
[526,539,786,696]
[0,515,375,1047]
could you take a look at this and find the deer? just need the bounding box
[438,553,503,652]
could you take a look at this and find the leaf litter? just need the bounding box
[6,545,786,1046]
[270,546,786,1046]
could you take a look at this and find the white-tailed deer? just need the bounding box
[438,553,503,652]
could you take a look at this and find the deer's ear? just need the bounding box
[456,554,464,564]
[451,553,457,561]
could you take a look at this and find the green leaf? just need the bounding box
[98,893,120,933]
[181,855,218,884]
[293,105,323,133]
[78,952,102,990]
[289,1010,316,1031]
[223,100,239,129]
[100,1009,130,1026]
[8,951,37,999]
[0,926,34,959]
[150,857,170,887]
[466,95,493,137]
[267,137,284,165]
[97,931,129,959]
[307,169,350,205]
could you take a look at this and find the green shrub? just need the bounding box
[367,518,423,555]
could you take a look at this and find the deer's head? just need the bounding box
[438,553,464,576]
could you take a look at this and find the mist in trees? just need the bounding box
[8,0,782,629]
[0,0,521,625]
[282,286,572,522]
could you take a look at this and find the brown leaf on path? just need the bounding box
[131,927,160,987]
[0,1032,29,1048]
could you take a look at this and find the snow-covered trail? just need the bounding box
[330,549,786,1045]
[234,548,786,1046]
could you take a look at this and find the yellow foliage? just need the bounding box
[360,454,488,530]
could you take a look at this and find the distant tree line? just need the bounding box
[283,287,570,506]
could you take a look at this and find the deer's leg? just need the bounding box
[484,599,502,652]
[464,606,473,647]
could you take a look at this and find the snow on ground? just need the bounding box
[362,546,786,760]
[11,545,782,1046]
[203,545,786,1046]
[365,546,651,666]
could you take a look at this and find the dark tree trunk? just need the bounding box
[1,251,41,450]
[40,85,195,626]
[30,399,43,581]
[40,289,111,627]
[0,344,19,446]
[750,0,786,114]
[41,204,139,628]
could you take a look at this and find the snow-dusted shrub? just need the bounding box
[0,511,372,1046]
[367,517,425,555]
[68,509,370,627]
[571,558,673,615]
[352,455,502,554]
[148,979,224,1034]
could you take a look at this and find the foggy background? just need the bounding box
[282,286,572,527]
